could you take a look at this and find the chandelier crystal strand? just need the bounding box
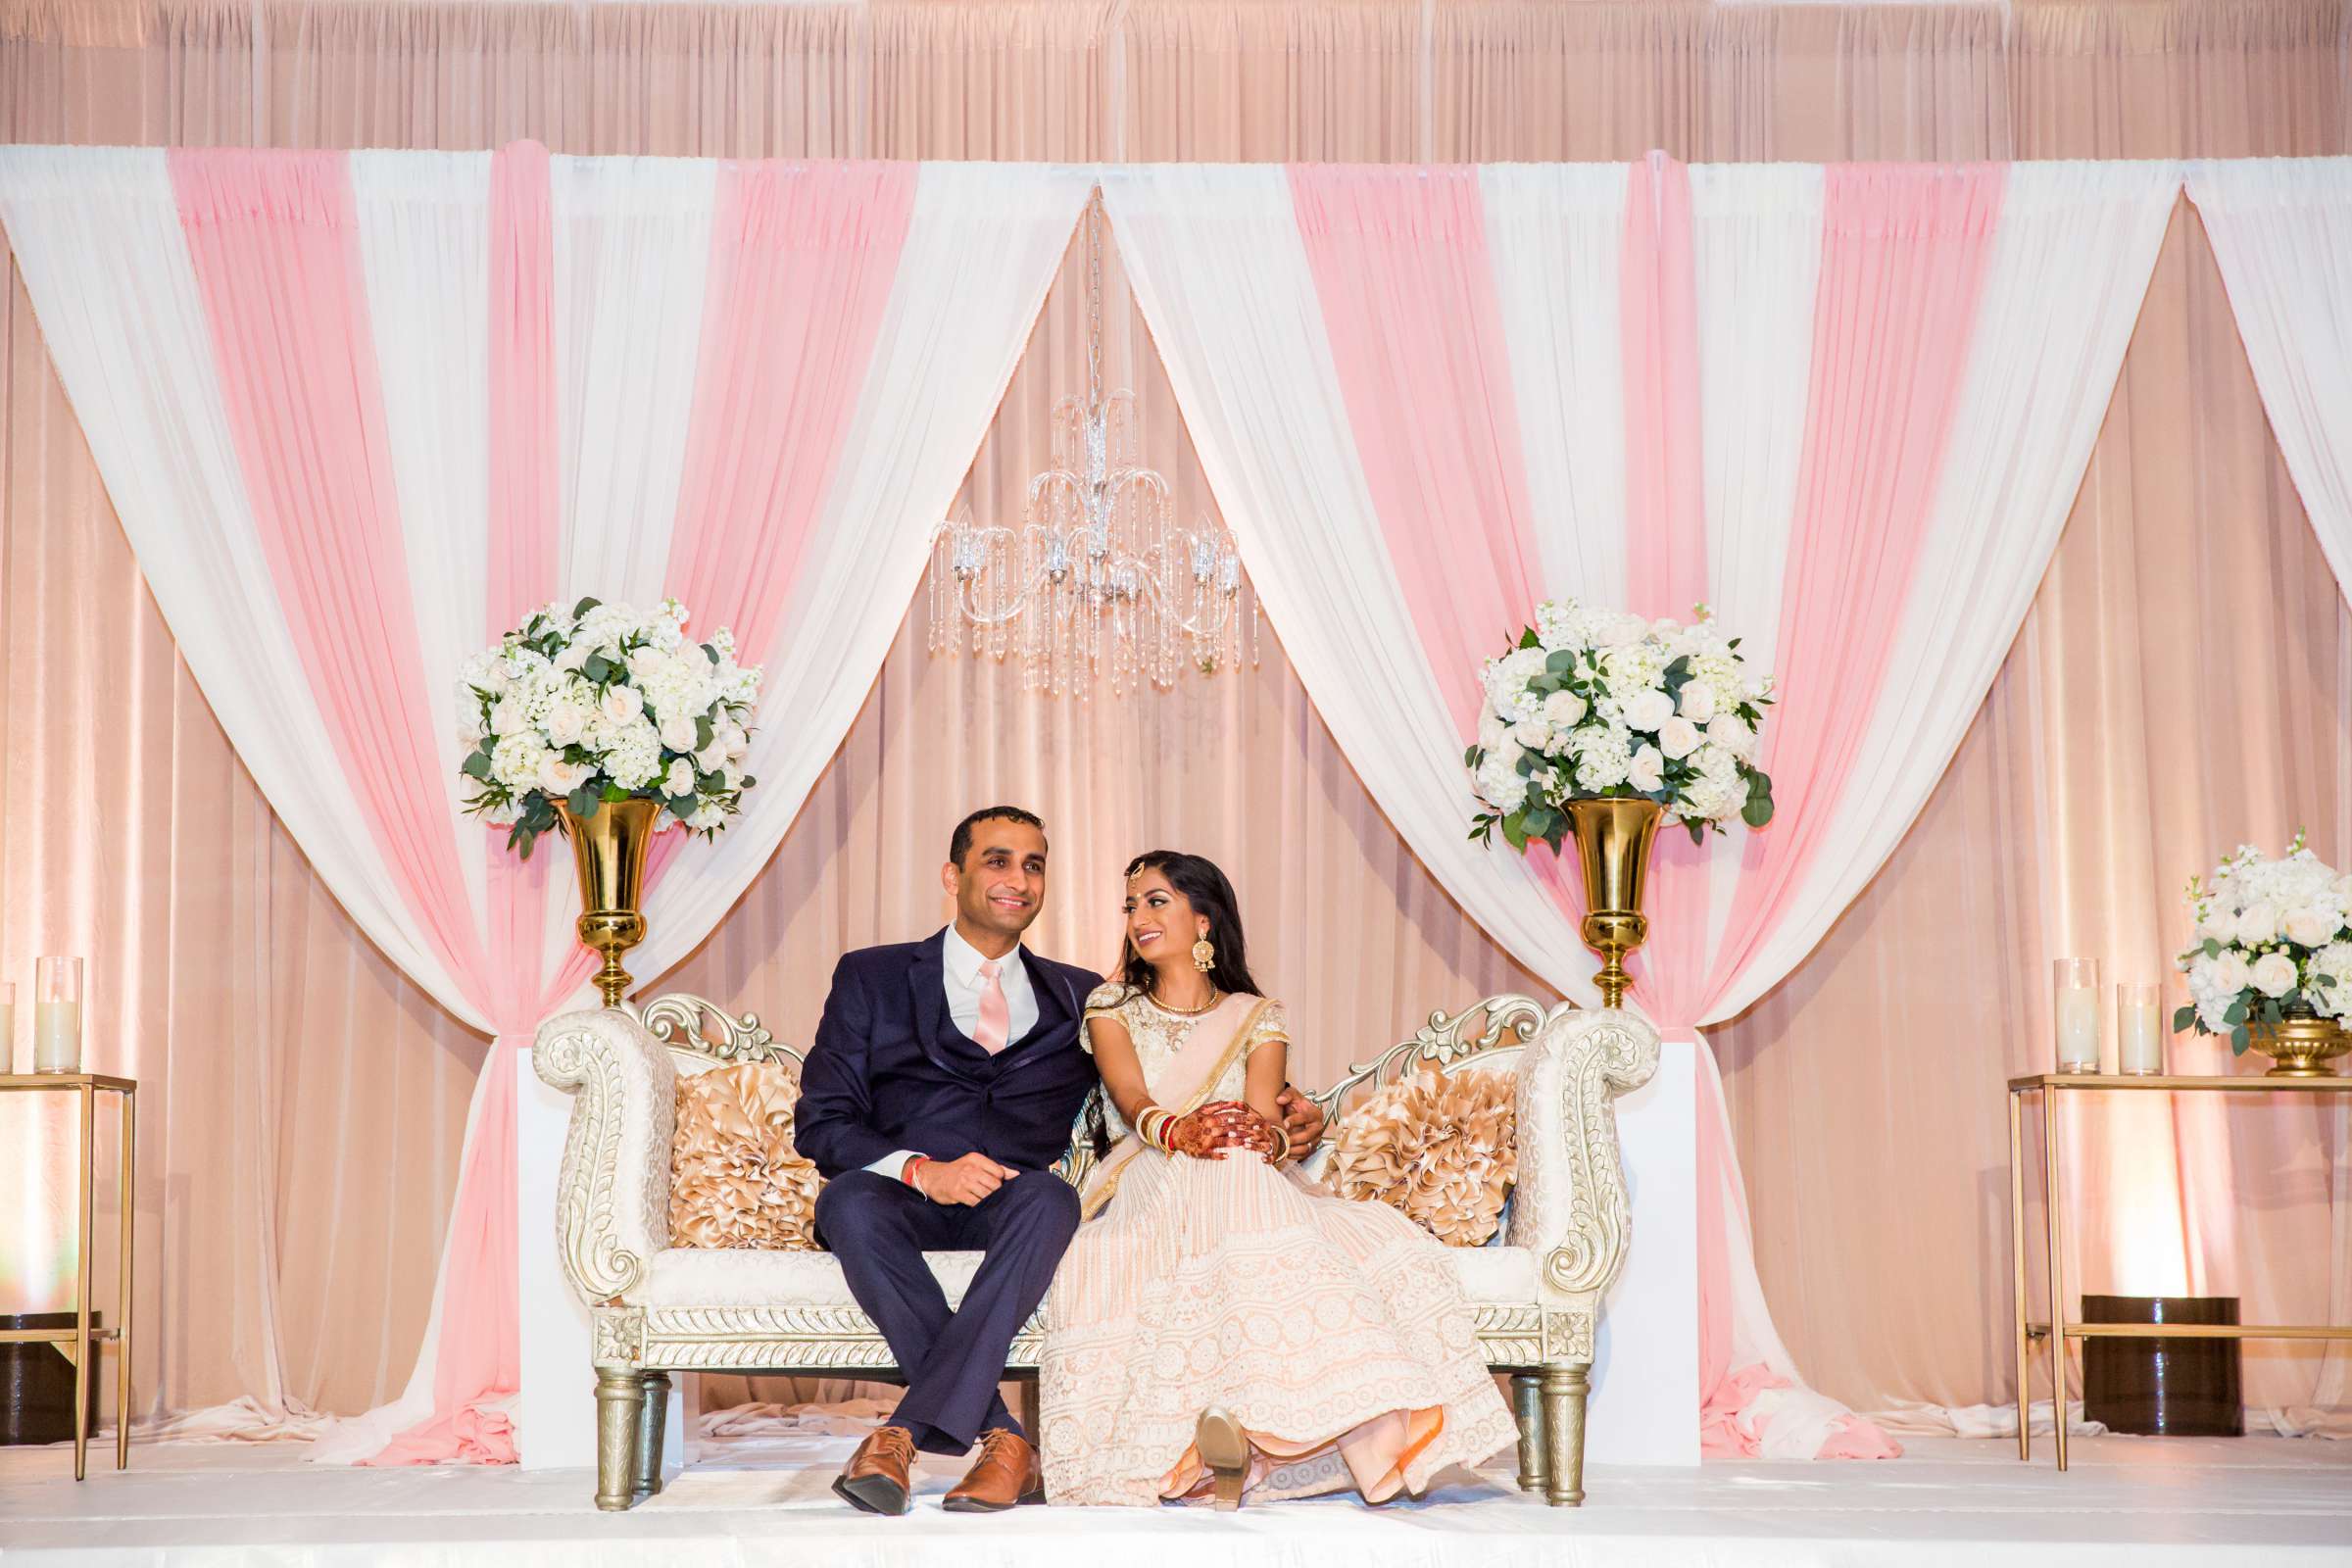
[928,187,1253,698]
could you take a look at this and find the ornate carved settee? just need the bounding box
[533,992,1658,1512]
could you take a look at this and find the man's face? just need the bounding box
[943,817,1049,943]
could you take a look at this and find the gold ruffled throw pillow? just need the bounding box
[670,1061,821,1250]
[1331,1067,1516,1247]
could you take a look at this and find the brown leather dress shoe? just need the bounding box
[833,1425,918,1516]
[942,1427,1045,1513]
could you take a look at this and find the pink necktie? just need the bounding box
[974,958,1011,1054]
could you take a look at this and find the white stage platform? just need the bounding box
[3,1433,2347,1566]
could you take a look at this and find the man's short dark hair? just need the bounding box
[949,806,1047,868]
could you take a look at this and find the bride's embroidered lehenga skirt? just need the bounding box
[1038,1148,1517,1506]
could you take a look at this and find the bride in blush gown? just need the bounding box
[1037,850,1514,1507]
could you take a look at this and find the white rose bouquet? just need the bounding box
[2175,834,2352,1054]
[457,597,763,858]
[1466,599,1776,854]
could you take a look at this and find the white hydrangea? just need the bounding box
[1569,725,1633,791]
[1482,647,1550,723]
[2309,941,2352,1017]
[491,731,550,790]
[603,718,663,791]
[1602,645,1665,699]
[1535,600,1582,652]
[1474,754,1530,813]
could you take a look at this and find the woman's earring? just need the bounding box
[1192,933,1216,973]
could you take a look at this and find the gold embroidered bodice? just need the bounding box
[1081,983,1289,1139]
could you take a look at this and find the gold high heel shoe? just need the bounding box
[1194,1407,1250,1511]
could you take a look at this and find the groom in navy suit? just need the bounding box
[795,806,1323,1514]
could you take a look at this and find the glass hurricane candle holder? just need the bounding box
[2054,957,2102,1073]
[32,956,82,1074]
[2117,982,2165,1076]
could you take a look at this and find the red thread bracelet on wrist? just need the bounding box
[903,1154,931,1187]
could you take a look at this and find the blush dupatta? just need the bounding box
[1078,991,1273,1221]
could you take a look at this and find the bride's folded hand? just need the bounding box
[1169,1100,1281,1161]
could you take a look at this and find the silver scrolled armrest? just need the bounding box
[1508,1007,1660,1298]
[534,1006,679,1304]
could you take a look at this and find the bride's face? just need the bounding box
[1123,867,1207,974]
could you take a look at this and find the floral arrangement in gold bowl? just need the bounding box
[2176,834,2352,1075]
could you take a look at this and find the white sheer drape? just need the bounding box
[2186,158,2352,607]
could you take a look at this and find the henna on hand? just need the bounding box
[1170,1100,1281,1161]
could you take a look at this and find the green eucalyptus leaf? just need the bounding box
[461,750,492,781]
[2230,1024,2250,1054]
[571,596,602,619]
[2172,1004,2197,1033]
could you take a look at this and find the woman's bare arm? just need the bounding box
[1088,1013,1156,1126]
[1245,1038,1288,1127]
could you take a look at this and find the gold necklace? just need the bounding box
[1148,985,1222,1016]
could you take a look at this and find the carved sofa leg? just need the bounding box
[1511,1372,1549,1494]
[635,1371,672,1498]
[596,1368,648,1512]
[1539,1362,1589,1506]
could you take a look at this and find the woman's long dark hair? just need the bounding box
[1114,850,1263,1002]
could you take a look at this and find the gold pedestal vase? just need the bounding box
[2248,1002,2350,1078]
[1562,798,1662,1009]
[558,798,660,1007]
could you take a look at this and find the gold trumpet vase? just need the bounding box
[1563,797,1663,1009]
[557,798,660,1007]
[2248,1002,2350,1078]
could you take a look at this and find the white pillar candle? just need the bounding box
[2117,986,2164,1076]
[32,999,79,1074]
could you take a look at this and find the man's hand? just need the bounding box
[1169,1101,1280,1161]
[1275,1085,1327,1152]
[911,1152,1018,1205]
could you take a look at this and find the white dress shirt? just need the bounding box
[869,925,1040,1184]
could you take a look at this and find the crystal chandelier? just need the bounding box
[927,190,1256,698]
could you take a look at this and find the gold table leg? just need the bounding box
[74,1082,93,1483]
[117,1090,134,1470]
[2043,1085,2068,1473]
[2009,1088,2031,1461]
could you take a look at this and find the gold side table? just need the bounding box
[2008,1071,2352,1471]
[0,1073,134,1479]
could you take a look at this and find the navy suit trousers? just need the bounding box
[815,1167,1082,1455]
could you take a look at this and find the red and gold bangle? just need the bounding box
[1136,1105,1175,1152]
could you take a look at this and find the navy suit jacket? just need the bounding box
[794,930,1104,1181]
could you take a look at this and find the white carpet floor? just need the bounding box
[2,1431,2347,1567]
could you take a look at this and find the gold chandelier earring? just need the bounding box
[1192,931,1216,973]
